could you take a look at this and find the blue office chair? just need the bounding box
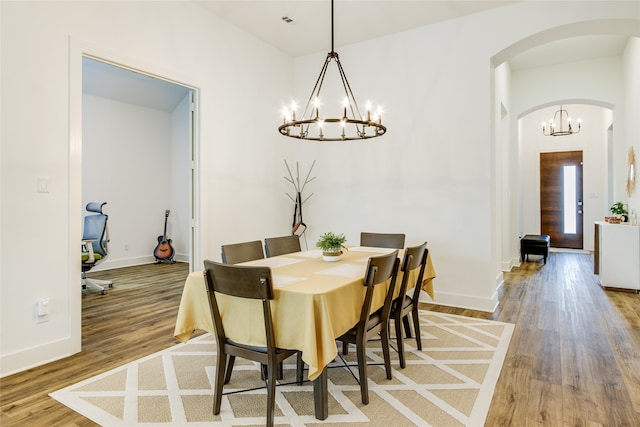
[81,202,112,294]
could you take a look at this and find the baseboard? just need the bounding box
[1,336,80,378]
[419,288,499,313]
[503,255,520,272]
[89,253,189,272]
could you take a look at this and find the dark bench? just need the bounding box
[520,234,550,264]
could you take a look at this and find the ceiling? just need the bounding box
[83,1,631,111]
[194,0,520,57]
[193,0,629,69]
[83,57,191,112]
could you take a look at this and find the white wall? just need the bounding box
[171,93,192,263]
[83,93,181,268]
[1,0,639,377]
[290,2,640,312]
[1,0,293,376]
[623,38,640,214]
[495,62,517,273]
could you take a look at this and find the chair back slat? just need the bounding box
[203,260,276,350]
[396,242,428,304]
[359,250,400,326]
[360,232,405,249]
[264,235,301,258]
[221,240,265,264]
[204,260,273,300]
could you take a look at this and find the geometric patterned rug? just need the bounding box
[50,311,513,426]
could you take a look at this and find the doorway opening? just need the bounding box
[518,103,612,253]
[81,56,198,272]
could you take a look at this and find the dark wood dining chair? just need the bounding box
[203,260,303,427]
[335,250,400,405]
[390,242,428,368]
[360,232,406,249]
[220,240,264,264]
[264,235,301,257]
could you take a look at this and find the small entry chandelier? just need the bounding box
[278,0,386,141]
[542,105,581,136]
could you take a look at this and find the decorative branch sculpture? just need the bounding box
[284,159,316,236]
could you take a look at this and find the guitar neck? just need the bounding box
[163,210,170,239]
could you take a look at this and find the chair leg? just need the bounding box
[260,362,284,380]
[224,355,235,384]
[395,316,406,369]
[355,336,369,405]
[266,362,276,427]
[402,315,412,339]
[296,352,304,384]
[380,326,393,380]
[82,277,113,294]
[213,351,227,415]
[411,307,422,351]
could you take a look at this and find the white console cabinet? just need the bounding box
[595,221,640,291]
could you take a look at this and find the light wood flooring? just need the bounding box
[1,252,639,426]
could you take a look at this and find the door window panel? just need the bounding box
[563,165,576,234]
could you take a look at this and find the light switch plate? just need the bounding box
[37,176,50,193]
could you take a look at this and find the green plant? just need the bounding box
[316,232,347,252]
[610,202,628,215]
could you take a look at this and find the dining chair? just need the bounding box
[335,249,400,405]
[264,235,301,258]
[203,260,303,427]
[360,232,406,249]
[220,240,264,264]
[390,242,428,368]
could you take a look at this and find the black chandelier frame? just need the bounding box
[278,0,386,141]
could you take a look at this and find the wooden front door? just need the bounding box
[540,151,584,249]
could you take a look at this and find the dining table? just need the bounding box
[173,246,436,420]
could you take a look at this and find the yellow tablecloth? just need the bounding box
[174,247,436,380]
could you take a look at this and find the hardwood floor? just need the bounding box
[426,252,640,427]
[0,262,191,427]
[1,253,639,426]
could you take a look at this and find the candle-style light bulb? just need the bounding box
[318,119,324,138]
[282,107,291,123]
[342,97,349,118]
[376,106,383,124]
[365,100,372,121]
[290,101,297,121]
[314,97,320,119]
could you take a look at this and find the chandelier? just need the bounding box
[542,105,581,136]
[278,0,386,141]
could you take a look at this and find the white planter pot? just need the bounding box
[322,250,342,262]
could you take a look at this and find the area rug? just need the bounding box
[50,311,513,426]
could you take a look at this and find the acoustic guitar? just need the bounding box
[154,210,175,263]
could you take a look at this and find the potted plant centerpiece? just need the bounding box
[316,232,347,262]
[610,202,629,223]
